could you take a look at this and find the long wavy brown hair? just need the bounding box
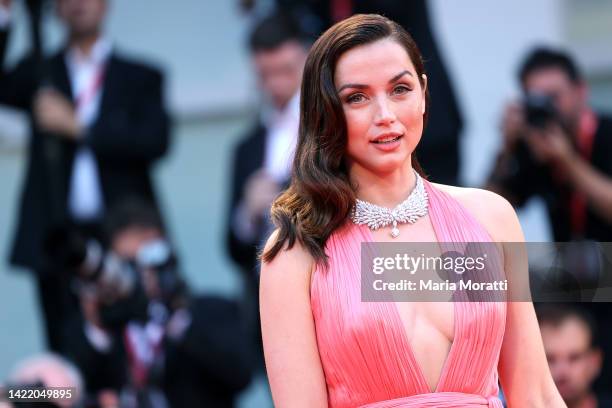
[262,14,429,266]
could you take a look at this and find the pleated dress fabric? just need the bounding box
[310,181,507,407]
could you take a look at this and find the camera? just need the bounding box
[44,227,186,329]
[523,92,559,128]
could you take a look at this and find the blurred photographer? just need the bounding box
[487,47,612,242]
[63,199,253,407]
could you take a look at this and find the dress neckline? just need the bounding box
[356,180,459,394]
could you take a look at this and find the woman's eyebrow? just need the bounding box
[337,70,413,93]
[337,82,368,93]
[389,70,413,83]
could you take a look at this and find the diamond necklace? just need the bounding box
[350,171,429,238]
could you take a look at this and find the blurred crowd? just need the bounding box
[0,0,611,407]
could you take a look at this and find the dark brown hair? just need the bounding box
[249,11,307,53]
[519,47,582,87]
[535,303,598,348]
[262,14,429,265]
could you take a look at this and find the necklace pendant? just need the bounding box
[390,220,400,238]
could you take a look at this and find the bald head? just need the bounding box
[9,353,83,407]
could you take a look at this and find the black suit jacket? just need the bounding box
[163,295,254,408]
[0,31,170,271]
[226,122,267,275]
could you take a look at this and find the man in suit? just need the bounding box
[226,12,308,377]
[0,0,170,353]
[227,13,307,278]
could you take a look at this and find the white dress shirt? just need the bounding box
[232,92,300,243]
[65,37,112,221]
[0,5,11,27]
[262,92,300,183]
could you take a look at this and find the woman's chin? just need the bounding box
[375,163,406,175]
[348,149,413,177]
[364,156,410,176]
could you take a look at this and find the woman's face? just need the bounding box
[334,38,426,176]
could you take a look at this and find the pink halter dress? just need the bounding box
[310,180,507,407]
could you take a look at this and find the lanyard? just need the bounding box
[570,109,598,237]
[123,322,165,389]
[74,63,106,112]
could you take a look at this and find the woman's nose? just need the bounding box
[374,97,397,126]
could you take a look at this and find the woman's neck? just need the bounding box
[350,160,417,209]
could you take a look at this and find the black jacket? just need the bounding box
[163,296,254,408]
[493,115,612,242]
[226,122,267,275]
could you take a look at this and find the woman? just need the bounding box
[260,14,565,407]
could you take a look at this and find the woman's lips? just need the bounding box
[371,134,403,144]
[370,134,403,151]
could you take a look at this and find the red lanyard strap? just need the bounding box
[570,109,598,237]
[74,64,106,111]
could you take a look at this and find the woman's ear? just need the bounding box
[421,74,428,115]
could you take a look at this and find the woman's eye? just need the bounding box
[392,85,411,95]
[346,93,366,104]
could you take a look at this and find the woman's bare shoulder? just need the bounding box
[261,230,316,288]
[430,183,522,242]
[431,182,512,211]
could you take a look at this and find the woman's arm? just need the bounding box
[260,231,329,407]
[492,196,566,407]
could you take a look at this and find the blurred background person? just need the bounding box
[537,304,612,408]
[225,11,308,382]
[486,47,612,242]
[63,198,253,407]
[2,352,84,408]
[0,0,170,354]
[240,0,464,185]
[227,11,307,280]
